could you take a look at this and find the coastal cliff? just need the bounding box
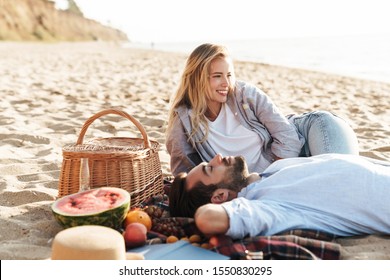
[0,0,128,41]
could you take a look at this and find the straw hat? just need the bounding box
[51,225,143,260]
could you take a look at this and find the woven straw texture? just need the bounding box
[57,109,164,207]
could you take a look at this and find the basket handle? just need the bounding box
[76,109,151,149]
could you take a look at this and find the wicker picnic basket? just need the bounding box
[57,109,164,207]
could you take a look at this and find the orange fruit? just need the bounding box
[166,235,179,243]
[189,234,202,243]
[124,210,152,231]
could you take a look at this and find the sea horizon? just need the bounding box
[124,33,390,84]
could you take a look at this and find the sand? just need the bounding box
[0,42,389,260]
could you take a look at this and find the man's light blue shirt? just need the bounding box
[222,154,390,239]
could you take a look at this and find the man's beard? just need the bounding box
[221,156,249,192]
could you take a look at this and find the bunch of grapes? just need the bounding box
[152,219,187,238]
[144,205,164,220]
[143,205,187,237]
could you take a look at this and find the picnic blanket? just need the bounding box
[139,179,341,260]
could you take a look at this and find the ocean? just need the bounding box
[124,34,390,84]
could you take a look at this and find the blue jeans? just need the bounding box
[289,111,359,156]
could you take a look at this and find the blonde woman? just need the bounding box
[166,43,359,176]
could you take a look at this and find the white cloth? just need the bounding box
[221,153,390,239]
[208,104,261,172]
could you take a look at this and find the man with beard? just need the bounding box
[169,153,390,239]
[169,153,249,218]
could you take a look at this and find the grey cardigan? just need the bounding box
[166,80,305,176]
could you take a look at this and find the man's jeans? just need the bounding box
[289,111,359,156]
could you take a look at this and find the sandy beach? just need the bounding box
[0,42,389,260]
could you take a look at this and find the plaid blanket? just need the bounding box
[210,230,340,260]
[139,179,341,260]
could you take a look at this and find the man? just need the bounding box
[169,153,390,239]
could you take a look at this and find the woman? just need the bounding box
[166,43,359,176]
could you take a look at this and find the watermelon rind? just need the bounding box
[52,187,130,230]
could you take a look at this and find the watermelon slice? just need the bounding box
[52,187,130,230]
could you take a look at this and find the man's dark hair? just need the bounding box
[169,172,218,218]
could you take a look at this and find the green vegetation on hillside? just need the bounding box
[0,0,128,41]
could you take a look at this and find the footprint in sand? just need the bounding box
[0,190,56,207]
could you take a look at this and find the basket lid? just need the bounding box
[63,137,160,153]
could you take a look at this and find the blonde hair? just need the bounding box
[166,43,233,144]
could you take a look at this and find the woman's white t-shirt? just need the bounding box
[207,104,261,171]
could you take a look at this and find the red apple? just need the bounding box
[123,222,147,249]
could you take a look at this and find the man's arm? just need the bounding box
[194,204,229,235]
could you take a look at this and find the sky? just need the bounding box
[55,0,390,43]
